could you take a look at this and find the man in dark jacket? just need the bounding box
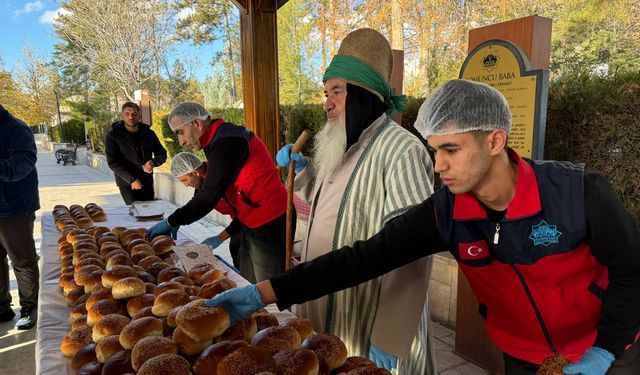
[105,102,167,204]
[0,105,40,330]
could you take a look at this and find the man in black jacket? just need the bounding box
[105,102,167,204]
[0,105,40,330]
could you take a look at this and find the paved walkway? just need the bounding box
[0,142,488,374]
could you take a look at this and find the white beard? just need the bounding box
[312,118,347,182]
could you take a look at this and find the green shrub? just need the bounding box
[280,104,325,155]
[48,125,61,143]
[209,107,245,126]
[61,118,86,144]
[47,119,86,145]
[87,122,110,153]
[399,96,428,145]
[545,71,640,223]
[152,110,183,158]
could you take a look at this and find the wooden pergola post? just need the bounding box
[231,0,289,157]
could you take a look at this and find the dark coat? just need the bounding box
[105,121,167,188]
[0,105,40,216]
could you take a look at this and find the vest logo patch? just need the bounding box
[458,240,490,261]
[529,220,562,246]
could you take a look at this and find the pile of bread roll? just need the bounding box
[53,204,107,231]
[55,215,391,375]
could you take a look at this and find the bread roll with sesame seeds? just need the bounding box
[175,299,230,342]
[131,336,178,371]
[301,333,348,370]
[136,353,190,375]
[216,345,277,375]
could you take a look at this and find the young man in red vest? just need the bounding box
[203,79,640,375]
[147,102,289,282]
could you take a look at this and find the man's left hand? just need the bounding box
[563,347,614,375]
[369,344,398,371]
[143,160,154,173]
[147,218,179,240]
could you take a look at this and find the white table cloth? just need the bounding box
[35,206,294,375]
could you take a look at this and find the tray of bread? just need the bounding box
[129,201,164,221]
[172,244,226,274]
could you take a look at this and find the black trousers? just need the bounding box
[238,211,293,283]
[228,232,245,270]
[0,212,39,311]
[118,183,154,205]
[504,340,640,375]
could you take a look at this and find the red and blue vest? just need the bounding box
[432,149,608,364]
[200,119,287,229]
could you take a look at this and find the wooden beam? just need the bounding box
[389,50,403,125]
[233,0,280,157]
[231,0,246,13]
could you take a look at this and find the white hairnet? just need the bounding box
[171,152,204,177]
[168,102,210,131]
[414,79,511,138]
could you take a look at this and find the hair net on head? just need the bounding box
[171,152,204,177]
[168,102,210,131]
[414,79,511,139]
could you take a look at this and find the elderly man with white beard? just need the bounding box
[275,28,436,374]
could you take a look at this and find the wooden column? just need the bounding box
[134,89,152,126]
[455,15,552,374]
[232,0,287,158]
[389,49,404,125]
[389,0,404,125]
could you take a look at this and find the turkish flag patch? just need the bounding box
[458,240,490,261]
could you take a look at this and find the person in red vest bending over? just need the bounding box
[147,102,290,283]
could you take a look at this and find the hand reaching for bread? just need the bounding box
[204,284,265,324]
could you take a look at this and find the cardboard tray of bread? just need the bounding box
[172,243,226,274]
[129,201,164,221]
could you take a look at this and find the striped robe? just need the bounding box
[296,115,436,374]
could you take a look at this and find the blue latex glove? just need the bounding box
[276,144,308,173]
[563,347,614,375]
[204,284,266,324]
[202,235,224,249]
[146,218,179,240]
[369,343,398,371]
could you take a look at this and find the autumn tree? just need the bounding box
[54,0,175,102]
[13,46,57,126]
[174,0,242,105]
[167,61,204,106]
[278,0,322,104]
[549,0,640,76]
[0,66,35,124]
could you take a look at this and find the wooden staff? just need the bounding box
[285,130,311,270]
